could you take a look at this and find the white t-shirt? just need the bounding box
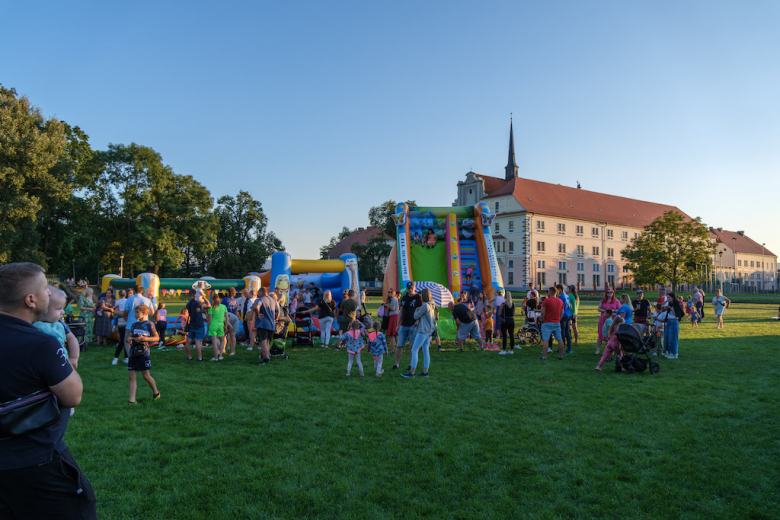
[526,290,535,300]
[651,311,666,329]
[116,298,127,313]
[494,296,506,308]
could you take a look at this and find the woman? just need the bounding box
[475,292,489,317]
[222,287,241,356]
[664,291,681,359]
[386,289,399,350]
[403,288,436,378]
[596,288,621,355]
[207,294,230,360]
[696,288,706,322]
[712,289,731,329]
[78,287,96,347]
[94,288,115,345]
[617,294,634,325]
[498,292,516,354]
[304,290,337,347]
[568,285,580,345]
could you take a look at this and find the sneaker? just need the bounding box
[218,356,224,360]
[567,349,573,354]
[260,359,270,365]
[540,357,547,361]
[378,369,384,376]
[595,366,601,371]
[246,347,254,351]
[392,365,399,370]
[359,372,364,376]
[558,356,564,360]
[153,392,161,400]
[652,352,657,356]
[123,358,129,364]
[401,371,415,378]
[508,350,514,355]
[418,372,429,377]
[514,345,522,350]
[548,347,553,353]
[210,358,218,361]
[111,358,118,365]
[498,351,507,355]
[345,372,351,377]
[128,401,138,405]
[197,358,204,362]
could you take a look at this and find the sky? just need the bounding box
[2,0,779,262]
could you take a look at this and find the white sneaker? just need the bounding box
[652,352,657,356]
[123,358,128,364]
[498,351,506,355]
[210,358,218,361]
[548,347,553,353]
[508,350,514,355]
[246,347,253,351]
[218,356,224,360]
[111,358,118,365]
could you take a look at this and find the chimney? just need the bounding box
[737,231,744,236]
[716,227,723,232]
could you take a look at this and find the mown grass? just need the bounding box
[67,300,779,519]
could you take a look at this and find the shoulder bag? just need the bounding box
[0,390,61,440]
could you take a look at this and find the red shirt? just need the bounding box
[541,296,563,323]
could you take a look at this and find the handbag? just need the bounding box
[0,390,61,440]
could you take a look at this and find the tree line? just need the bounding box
[0,85,283,281]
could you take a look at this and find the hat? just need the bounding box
[406,282,415,289]
[636,289,644,293]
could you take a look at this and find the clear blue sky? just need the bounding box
[3,0,779,263]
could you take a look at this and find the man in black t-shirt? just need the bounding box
[0,263,96,519]
[633,289,652,325]
[184,289,211,361]
[393,282,422,369]
[448,301,483,351]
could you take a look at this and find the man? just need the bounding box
[252,287,280,365]
[0,263,97,519]
[526,283,535,300]
[540,286,564,360]
[393,283,421,369]
[557,284,573,353]
[633,289,652,325]
[184,289,211,361]
[242,288,258,349]
[448,300,483,351]
[693,287,705,322]
[337,290,360,345]
[124,285,154,353]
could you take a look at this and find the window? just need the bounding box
[508,220,514,232]
[607,264,615,272]
[622,231,628,240]
[558,261,567,270]
[508,241,514,253]
[751,261,754,267]
[468,189,473,195]
[558,223,566,234]
[593,264,600,272]
[606,229,614,239]
[634,232,638,238]
[495,222,499,233]
[537,260,546,268]
[576,225,584,236]
[593,274,601,288]
[558,273,567,285]
[592,227,599,237]
[537,241,546,252]
[494,201,500,213]
[508,272,514,285]
[508,260,514,268]
[607,248,614,257]
[576,245,584,255]
[577,262,584,271]
[558,243,566,253]
[607,275,615,287]
[536,221,545,232]
[592,246,600,256]
[537,272,546,286]
[577,274,585,284]
[623,265,630,273]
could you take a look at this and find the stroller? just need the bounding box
[615,323,660,374]
[291,312,314,347]
[517,321,542,346]
[271,316,291,359]
[65,316,87,351]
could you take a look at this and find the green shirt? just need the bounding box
[569,294,579,315]
[208,304,228,335]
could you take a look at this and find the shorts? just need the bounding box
[397,325,418,347]
[541,322,562,341]
[188,327,206,342]
[208,326,225,337]
[128,354,152,371]
[339,320,353,333]
[227,313,240,334]
[431,325,439,340]
[257,328,274,342]
[457,320,481,341]
[635,316,647,325]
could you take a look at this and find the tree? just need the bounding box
[319,226,353,259]
[207,191,284,278]
[0,85,67,265]
[368,200,417,238]
[352,237,392,282]
[621,211,715,289]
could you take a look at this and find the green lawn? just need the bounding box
[67,299,779,519]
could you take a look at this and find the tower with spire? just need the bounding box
[505,118,518,181]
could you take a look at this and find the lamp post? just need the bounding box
[732,237,738,294]
[762,243,766,293]
[120,254,125,278]
[718,250,723,291]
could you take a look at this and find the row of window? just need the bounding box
[737,259,772,269]
[535,260,630,273]
[533,242,619,257]
[533,273,620,287]
[492,214,640,241]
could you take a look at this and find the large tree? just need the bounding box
[0,85,67,265]
[621,211,714,288]
[368,199,417,238]
[351,237,392,282]
[207,191,284,278]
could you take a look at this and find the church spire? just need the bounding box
[505,117,518,180]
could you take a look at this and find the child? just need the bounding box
[425,228,437,248]
[432,305,443,351]
[412,231,422,247]
[154,302,168,349]
[127,305,161,404]
[651,303,667,355]
[483,309,494,343]
[601,309,614,345]
[64,296,75,319]
[595,316,625,371]
[368,321,388,376]
[341,320,366,376]
[690,305,699,328]
[33,287,80,369]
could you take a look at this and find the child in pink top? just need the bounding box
[595,316,624,371]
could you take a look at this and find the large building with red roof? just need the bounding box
[454,122,777,292]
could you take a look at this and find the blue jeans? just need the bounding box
[560,316,572,348]
[397,325,417,348]
[665,319,679,356]
[411,333,431,370]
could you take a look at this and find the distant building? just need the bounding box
[709,228,777,292]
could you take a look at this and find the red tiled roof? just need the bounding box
[492,234,507,240]
[710,228,776,257]
[483,177,689,228]
[327,227,394,258]
[474,173,509,195]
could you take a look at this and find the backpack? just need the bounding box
[377,305,386,318]
[672,299,685,320]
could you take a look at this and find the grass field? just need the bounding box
[67,299,779,519]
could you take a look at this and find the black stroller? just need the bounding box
[615,323,660,374]
[65,316,87,351]
[270,315,291,359]
[291,313,314,347]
